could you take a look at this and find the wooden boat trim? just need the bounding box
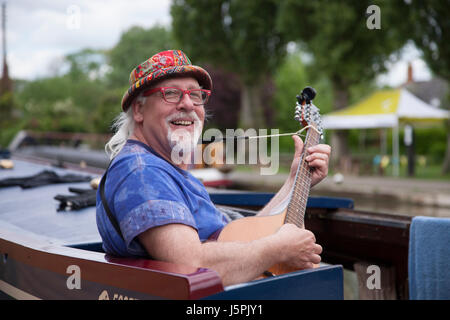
[0,226,224,300]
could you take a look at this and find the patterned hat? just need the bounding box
[121,50,213,111]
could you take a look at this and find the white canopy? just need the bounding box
[323,88,449,129]
[321,88,449,176]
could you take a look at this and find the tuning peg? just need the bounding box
[302,87,316,102]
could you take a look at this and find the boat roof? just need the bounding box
[0,158,102,247]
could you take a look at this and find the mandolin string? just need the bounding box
[202,126,321,143]
[287,142,308,226]
[239,126,321,140]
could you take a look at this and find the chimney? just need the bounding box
[406,61,413,84]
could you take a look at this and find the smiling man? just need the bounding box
[96,50,331,286]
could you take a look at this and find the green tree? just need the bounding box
[91,87,125,133]
[403,0,450,173]
[171,0,287,129]
[65,48,105,81]
[107,25,175,88]
[16,76,94,133]
[15,48,109,134]
[0,91,17,147]
[276,0,409,168]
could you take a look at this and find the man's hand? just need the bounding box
[274,223,322,269]
[289,135,331,187]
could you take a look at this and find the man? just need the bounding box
[96,50,331,286]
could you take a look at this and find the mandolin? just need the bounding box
[217,87,323,276]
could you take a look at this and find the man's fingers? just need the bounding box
[308,159,328,170]
[311,254,321,264]
[305,153,329,163]
[307,144,331,155]
[314,244,323,254]
[299,253,321,265]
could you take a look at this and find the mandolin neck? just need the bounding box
[284,127,321,228]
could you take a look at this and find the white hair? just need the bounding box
[105,94,146,159]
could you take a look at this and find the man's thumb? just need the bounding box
[292,135,304,158]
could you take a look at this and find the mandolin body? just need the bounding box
[217,210,300,276]
[217,211,286,242]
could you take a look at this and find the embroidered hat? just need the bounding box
[121,50,213,111]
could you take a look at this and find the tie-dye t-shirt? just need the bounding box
[96,139,228,257]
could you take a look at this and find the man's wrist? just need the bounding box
[257,233,285,266]
[285,174,295,189]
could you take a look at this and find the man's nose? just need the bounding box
[176,92,195,111]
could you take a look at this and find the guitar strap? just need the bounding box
[99,162,125,241]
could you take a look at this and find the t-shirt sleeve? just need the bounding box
[113,164,197,252]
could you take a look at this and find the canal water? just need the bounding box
[311,190,450,218]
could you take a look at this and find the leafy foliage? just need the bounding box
[403,0,450,81]
[276,0,408,90]
[172,0,286,84]
[401,0,450,173]
[107,25,175,87]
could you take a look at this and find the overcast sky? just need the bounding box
[5,0,431,87]
[6,0,171,80]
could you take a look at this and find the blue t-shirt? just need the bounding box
[96,139,228,257]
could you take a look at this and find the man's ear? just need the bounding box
[132,99,144,123]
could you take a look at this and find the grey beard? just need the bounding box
[168,127,202,164]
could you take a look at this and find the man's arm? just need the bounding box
[138,222,321,286]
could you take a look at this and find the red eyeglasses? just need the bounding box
[143,87,211,106]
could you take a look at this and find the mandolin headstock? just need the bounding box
[294,86,323,139]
